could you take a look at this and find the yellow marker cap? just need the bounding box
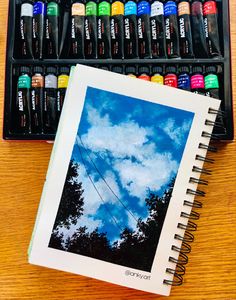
[58,75,69,89]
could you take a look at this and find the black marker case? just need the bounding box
[3,0,234,141]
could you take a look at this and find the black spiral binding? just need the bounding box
[163,108,221,287]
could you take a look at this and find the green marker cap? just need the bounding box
[47,2,60,16]
[18,74,31,89]
[205,74,219,90]
[86,1,97,15]
[98,1,110,16]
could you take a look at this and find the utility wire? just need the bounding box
[77,135,139,224]
[77,142,123,232]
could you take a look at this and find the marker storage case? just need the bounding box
[3,0,233,140]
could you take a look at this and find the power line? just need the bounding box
[77,135,139,224]
[77,143,123,232]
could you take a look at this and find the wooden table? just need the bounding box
[0,1,235,299]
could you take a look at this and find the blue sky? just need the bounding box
[63,87,194,243]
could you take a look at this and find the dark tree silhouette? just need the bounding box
[67,227,112,260]
[48,230,64,250]
[49,160,84,247]
[54,160,84,229]
[49,172,176,272]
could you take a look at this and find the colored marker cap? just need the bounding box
[192,66,203,74]
[20,66,30,74]
[46,66,57,74]
[165,66,176,74]
[60,66,70,74]
[112,66,123,74]
[126,66,136,75]
[205,66,217,74]
[33,66,43,74]
[178,66,190,74]
[139,66,150,75]
[152,66,163,75]
[98,1,111,16]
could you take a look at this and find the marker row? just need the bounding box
[111,64,221,99]
[15,65,70,134]
[18,0,221,59]
[14,64,221,135]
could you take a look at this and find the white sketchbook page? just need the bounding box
[29,65,220,296]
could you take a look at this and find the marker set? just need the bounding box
[14,65,70,135]
[3,0,233,140]
[16,0,221,59]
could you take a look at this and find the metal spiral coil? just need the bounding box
[163,111,219,287]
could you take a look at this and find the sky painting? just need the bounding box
[63,87,194,243]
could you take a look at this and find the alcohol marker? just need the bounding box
[137,0,152,58]
[124,0,138,58]
[16,66,31,132]
[164,0,179,58]
[191,0,208,58]
[191,66,205,95]
[57,66,70,121]
[45,0,60,58]
[111,0,125,58]
[20,0,34,58]
[31,66,44,133]
[44,67,58,133]
[150,0,166,58]
[178,0,193,58]
[98,0,111,58]
[204,66,219,99]
[204,65,225,132]
[85,0,98,58]
[151,66,164,84]
[164,66,177,87]
[33,0,46,59]
[71,0,85,58]
[178,66,190,91]
[203,0,221,57]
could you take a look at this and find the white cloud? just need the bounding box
[81,120,153,161]
[161,118,192,148]
[86,104,111,127]
[66,105,183,239]
[78,108,180,202]
[114,153,178,200]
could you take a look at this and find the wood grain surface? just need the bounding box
[0,1,235,299]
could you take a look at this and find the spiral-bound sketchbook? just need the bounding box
[29,65,220,296]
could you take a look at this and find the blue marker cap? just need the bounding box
[178,72,190,90]
[33,1,46,15]
[137,1,150,16]
[125,1,137,16]
[164,1,177,17]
